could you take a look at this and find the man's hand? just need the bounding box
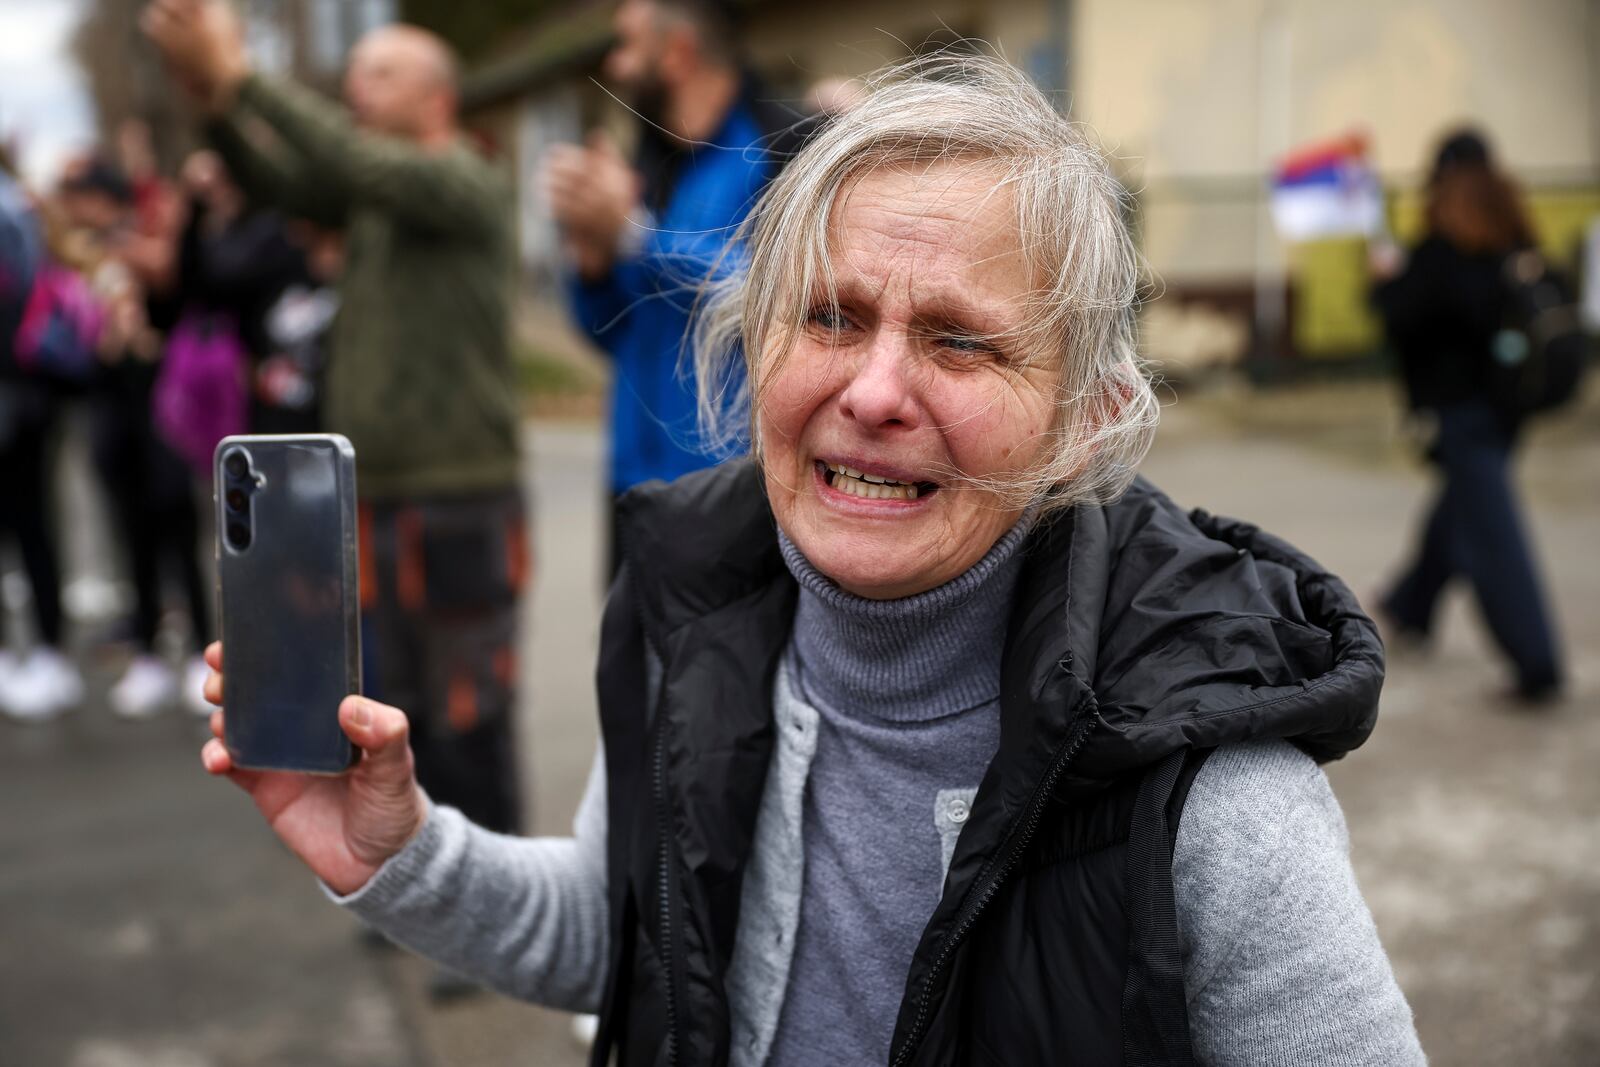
[141,0,252,112]
[541,131,643,282]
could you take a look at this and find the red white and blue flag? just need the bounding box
[1270,133,1383,242]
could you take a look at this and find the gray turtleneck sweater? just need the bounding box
[333,525,1426,1066]
[766,522,1030,1063]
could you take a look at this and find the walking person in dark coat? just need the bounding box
[1371,129,1564,702]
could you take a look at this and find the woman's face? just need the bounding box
[759,162,1058,599]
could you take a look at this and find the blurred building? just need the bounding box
[247,0,398,85]
[462,0,1600,374]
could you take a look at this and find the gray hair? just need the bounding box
[692,51,1156,513]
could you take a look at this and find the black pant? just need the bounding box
[0,382,63,647]
[361,489,528,835]
[90,361,210,653]
[1385,404,1562,694]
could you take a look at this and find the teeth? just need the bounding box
[825,464,919,501]
[825,462,910,488]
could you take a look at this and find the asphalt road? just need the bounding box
[2,384,1596,1066]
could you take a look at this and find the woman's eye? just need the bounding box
[807,306,851,331]
[936,334,998,356]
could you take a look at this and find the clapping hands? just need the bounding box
[541,131,644,281]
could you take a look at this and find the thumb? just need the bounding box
[340,696,412,779]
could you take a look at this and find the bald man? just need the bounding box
[146,2,528,865]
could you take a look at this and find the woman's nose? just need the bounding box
[837,333,921,430]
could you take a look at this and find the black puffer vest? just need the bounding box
[591,461,1383,1067]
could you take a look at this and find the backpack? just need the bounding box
[152,309,248,476]
[1491,249,1589,417]
[13,262,105,385]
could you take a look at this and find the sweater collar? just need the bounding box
[779,517,1034,723]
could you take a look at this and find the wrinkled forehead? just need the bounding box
[819,161,1036,315]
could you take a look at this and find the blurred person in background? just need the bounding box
[0,156,85,721]
[1371,129,1564,703]
[112,118,184,297]
[251,221,342,435]
[57,157,215,719]
[157,149,306,437]
[542,0,779,576]
[144,1,527,879]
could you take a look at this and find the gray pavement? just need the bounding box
[2,385,1597,1065]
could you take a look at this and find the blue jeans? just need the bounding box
[1385,405,1562,694]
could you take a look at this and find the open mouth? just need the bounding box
[817,461,938,502]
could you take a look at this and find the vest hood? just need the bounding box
[616,461,1383,787]
[1040,477,1382,789]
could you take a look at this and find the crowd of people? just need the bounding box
[0,121,339,723]
[4,0,795,1006]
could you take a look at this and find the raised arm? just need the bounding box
[1175,741,1426,1066]
[228,74,507,240]
[205,112,349,229]
[555,136,764,354]
[144,0,502,238]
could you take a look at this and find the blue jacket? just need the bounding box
[566,101,772,493]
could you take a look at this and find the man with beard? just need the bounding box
[144,3,528,976]
[542,0,778,576]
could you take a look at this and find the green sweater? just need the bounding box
[209,74,521,499]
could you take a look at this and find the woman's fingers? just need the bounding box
[200,737,232,775]
[203,644,224,706]
[209,708,224,741]
[200,737,264,794]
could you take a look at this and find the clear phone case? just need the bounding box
[214,434,361,774]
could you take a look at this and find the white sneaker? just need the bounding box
[110,655,178,719]
[182,656,213,717]
[571,1013,599,1050]
[0,647,85,722]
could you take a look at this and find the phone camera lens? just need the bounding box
[225,488,249,513]
[226,522,252,550]
[224,451,249,479]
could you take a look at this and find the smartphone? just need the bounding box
[214,434,361,774]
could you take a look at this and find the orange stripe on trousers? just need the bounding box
[395,507,426,611]
[358,503,378,610]
[447,668,479,732]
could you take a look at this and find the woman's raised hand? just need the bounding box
[198,642,427,896]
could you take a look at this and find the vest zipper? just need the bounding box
[887,703,1101,1067]
[621,533,684,1067]
[653,710,682,1065]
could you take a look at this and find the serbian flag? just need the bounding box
[1270,133,1383,241]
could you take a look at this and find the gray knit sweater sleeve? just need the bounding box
[328,749,610,1013]
[1177,741,1426,1065]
